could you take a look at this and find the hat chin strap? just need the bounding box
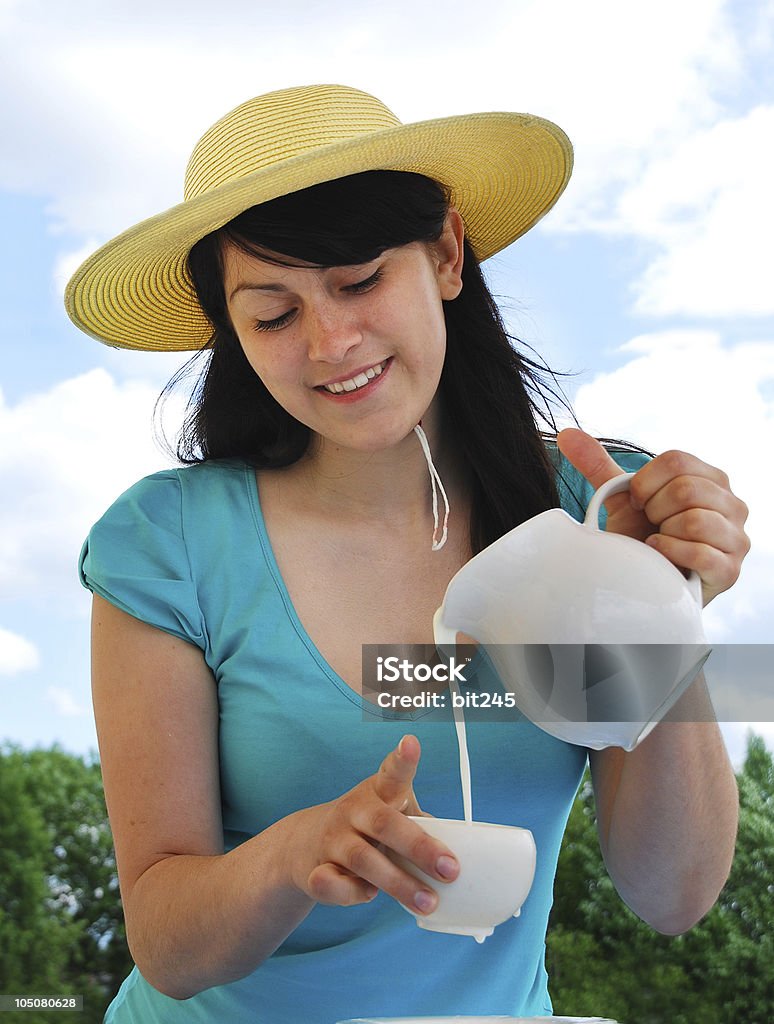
[413,423,450,551]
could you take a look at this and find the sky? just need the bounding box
[0,0,772,767]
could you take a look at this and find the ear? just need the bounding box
[434,208,465,300]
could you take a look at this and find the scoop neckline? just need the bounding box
[242,463,456,721]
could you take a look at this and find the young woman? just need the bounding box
[67,85,748,1023]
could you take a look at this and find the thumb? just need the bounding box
[374,734,421,807]
[556,427,626,492]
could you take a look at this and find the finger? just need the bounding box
[373,734,421,806]
[398,786,423,817]
[556,428,628,491]
[637,477,741,528]
[644,534,741,595]
[628,451,730,512]
[307,861,379,907]
[312,836,442,915]
[656,508,745,556]
[343,797,459,884]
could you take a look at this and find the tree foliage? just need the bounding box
[0,744,131,1023]
[547,732,774,1023]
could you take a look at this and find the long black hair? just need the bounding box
[160,170,578,552]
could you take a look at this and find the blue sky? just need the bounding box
[1,0,772,765]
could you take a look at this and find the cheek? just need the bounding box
[413,302,448,371]
[388,289,447,358]
[237,334,291,389]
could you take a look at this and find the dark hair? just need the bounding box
[162,171,577,552]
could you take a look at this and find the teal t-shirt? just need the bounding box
[79,450,647,1023]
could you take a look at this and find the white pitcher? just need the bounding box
[433,474,710,750]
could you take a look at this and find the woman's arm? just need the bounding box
[588,676,738,933]
[92,596,458,999]
[556,429,749,933]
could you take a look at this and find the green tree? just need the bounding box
[547,732,774,1024]
[0,745,132,1022]
[0,751,81,1022]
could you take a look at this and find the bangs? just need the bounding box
[211,170,450,268]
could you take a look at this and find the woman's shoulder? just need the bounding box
[78,460,250,646]
[94,458,249,525]
[81,458,253,592]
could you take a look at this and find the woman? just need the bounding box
[67,85,747,1022]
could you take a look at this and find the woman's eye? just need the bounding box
[249,270,381,331]
[344,268,383,294]
[252,310,296,332]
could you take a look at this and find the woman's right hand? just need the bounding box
[285,734,459,915]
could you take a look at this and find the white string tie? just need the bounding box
[413,422,450,551]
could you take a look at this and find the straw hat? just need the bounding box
[65,84,573,352]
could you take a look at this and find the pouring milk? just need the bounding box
[434,473,710,754]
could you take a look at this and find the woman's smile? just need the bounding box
[315,357,391,401]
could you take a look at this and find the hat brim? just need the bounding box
[65,111,572,352]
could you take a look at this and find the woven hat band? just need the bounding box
[184,85,402,201]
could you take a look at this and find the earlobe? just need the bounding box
[437,208,465,301]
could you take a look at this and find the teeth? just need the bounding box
[323,361,385,394]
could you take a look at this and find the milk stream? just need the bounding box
[449,677,473,825]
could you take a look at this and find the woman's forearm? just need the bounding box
[125,813,315,1000]
[590,672,739,934]
[119,735,448,1001]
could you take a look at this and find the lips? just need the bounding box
[319,359,388,394]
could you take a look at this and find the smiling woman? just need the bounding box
[64,84,746,1024]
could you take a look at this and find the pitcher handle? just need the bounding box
[583,472,703,607]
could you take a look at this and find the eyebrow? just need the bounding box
[228,281,290,302]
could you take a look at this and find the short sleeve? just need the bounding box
[550,443,652,524]
[78,469,205,647]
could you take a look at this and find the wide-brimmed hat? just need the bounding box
[64,84,573,352]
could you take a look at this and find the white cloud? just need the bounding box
[46,685,88,717]
[0,626,40,674]
[622,106,774,317]
[570,328,774,641]
[0,369,184,605]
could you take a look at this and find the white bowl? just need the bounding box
[387,817,536,942]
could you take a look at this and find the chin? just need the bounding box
[317,422,419,455]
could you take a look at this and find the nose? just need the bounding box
[304,301,362,364]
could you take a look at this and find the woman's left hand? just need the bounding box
[557,428,751,607]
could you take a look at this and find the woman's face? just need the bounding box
[222,211,464,454]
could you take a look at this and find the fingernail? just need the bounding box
[436,855,459,880]
[414,889,437,914]
[398,736,407,756]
